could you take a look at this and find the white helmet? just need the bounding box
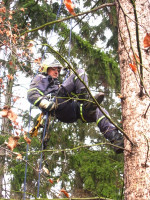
[42,60,63,73]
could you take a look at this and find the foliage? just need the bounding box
[57,23,120,89]
[0,0,124,199]
[70,149,123,199]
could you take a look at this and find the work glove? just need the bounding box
[39,99,57,112]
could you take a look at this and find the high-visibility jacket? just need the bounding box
[27,73,60,106]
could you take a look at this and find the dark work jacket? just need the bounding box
[27,73,60,106]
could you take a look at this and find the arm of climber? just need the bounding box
[27,74,55,111]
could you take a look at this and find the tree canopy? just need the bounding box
[0,0,124,199]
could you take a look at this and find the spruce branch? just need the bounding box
[40,197,112,200]
[0,145,119,199]
[20,3,116,36]
[22,142,130,155]
[59,0,103,53]
[0,146,61,198]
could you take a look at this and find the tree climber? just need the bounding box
[27,61,124,154]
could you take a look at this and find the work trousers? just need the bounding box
[54,69,117,140]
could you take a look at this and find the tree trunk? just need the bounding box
[71,172,93,198]
[116,0,150,199]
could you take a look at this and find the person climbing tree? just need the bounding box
[27,61,124,154]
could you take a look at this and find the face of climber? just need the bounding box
[47,67,60,79]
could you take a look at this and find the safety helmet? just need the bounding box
[42,61,63,74]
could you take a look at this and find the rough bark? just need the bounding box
[116,0,150,199]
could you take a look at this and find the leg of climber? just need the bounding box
[96,108,124,154]
[72,70,104,104]
[55,69,89,123]
[60,69,89,100]
[80,103,124,154]
[78,93,104,123]
[58,68,105,110]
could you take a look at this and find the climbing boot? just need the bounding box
[78,89,104,105]
[109,130,124,154]
[80,92,105,122]
[83,92,104,110]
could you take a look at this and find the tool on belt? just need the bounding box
[29,113,44,137]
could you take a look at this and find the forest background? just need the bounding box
[1,0,149,199]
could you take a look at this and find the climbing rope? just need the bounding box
[36,20,73,197]
[43,0,64,60]
[68,18,72,59]
[48,0,63,45]
[37,112,49,198]
[36,1,67,198]
[62,17,73,81]
[23,1,64,199]
[23,0,75,197]
[23,106,31,200]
